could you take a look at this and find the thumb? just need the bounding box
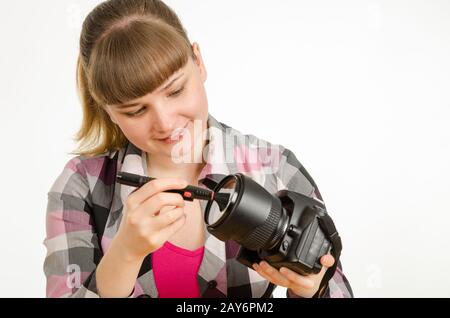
[321,254,335,268]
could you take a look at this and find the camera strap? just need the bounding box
[314,213,343,297]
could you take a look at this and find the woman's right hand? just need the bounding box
[113,177,189,262]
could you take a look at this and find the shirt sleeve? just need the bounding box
[275,148,354,298]
[43,157,139,298]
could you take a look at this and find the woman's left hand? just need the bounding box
[252,254,335,298]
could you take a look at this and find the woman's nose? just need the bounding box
[151,107,176,132]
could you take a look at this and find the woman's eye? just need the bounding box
[124,87,184,117]
[126,107,145,117]
[169,87,184,97]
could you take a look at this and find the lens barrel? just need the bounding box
[205,173,285,250]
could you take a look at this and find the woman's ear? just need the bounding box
[192,42,207,83]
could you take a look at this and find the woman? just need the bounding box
[43,0,353,298]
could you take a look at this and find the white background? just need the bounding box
[0,0,449,297]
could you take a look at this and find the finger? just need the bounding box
[256,261,291,288]
[252,264,275,284]
[279,267,315,289]
[320,254,335,268]
[159,205,177,214]
[156,205,177,216]
[139,192,186,217]
[126,178,188,210]
[252,263,270,281]
[154,207,185,229]
[308,255,335,283]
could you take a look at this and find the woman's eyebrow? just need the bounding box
[158,73,185,93]
[116,73,185,109]
[117,102,142,109]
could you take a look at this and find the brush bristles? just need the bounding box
[213,192,230,211]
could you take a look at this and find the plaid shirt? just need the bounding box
[43,113,353,298]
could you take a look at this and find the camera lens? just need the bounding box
[205,173,286,251]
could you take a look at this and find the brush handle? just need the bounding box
[116,172,213,202]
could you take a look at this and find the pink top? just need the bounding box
[152,241,205,298]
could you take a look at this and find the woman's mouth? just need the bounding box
[159,134,183,144]
[157,124,188,145]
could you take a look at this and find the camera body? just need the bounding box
[236,190,332,275]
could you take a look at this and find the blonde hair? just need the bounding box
[71,0,196,157]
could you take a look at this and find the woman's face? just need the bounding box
[105,43,209,162]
